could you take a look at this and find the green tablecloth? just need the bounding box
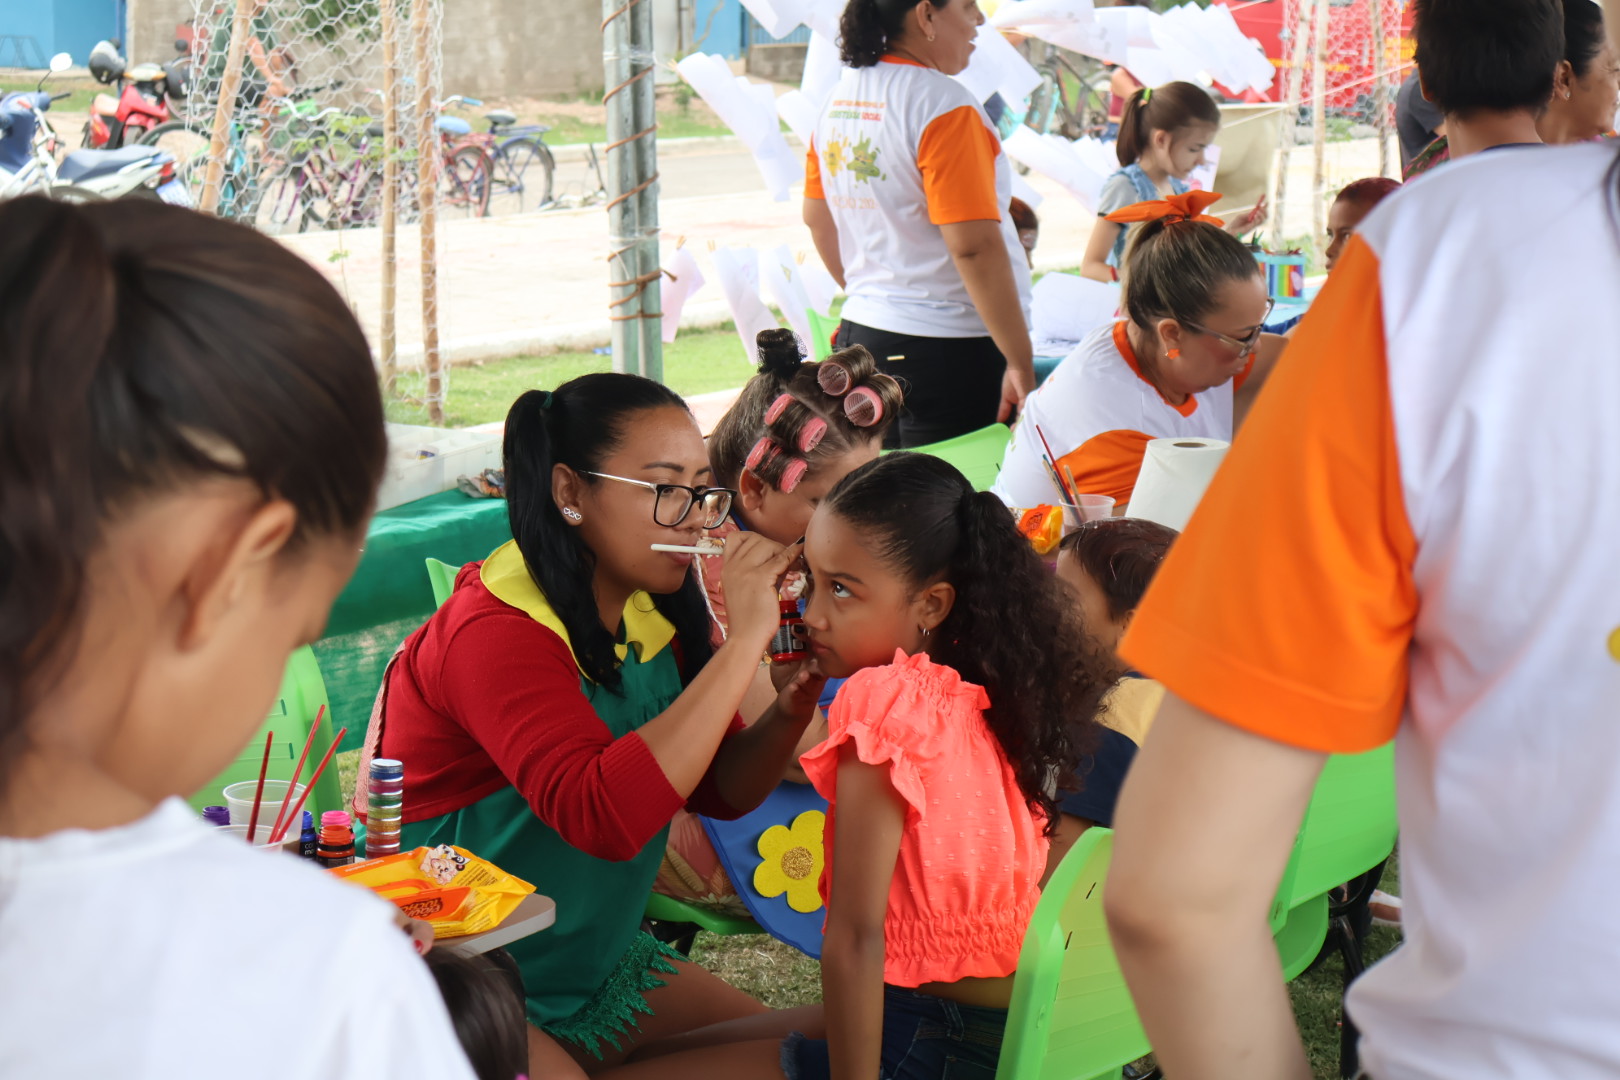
[315,490,513,751]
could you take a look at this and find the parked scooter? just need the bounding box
[0,54,192,206]
[83,39,189,149]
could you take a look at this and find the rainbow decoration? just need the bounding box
[1256,251,1308,301]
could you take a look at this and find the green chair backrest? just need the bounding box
[186,645,343,823]
[426,557,459,609]
[1288,743,1397,908]
[996,828,1148,1080]
[806,309,840,361]
[906,423,1014,493]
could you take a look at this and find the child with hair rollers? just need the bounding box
[1080,80,1266,283]
[604,453,1119,1080]
[651,331,906,909]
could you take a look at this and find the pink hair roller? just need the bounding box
[779,457,809,493]
[843,386,884,427]
[763,393,796,425]
[797,417,828,453]
[817,360,852,397]
[745,437,775,472]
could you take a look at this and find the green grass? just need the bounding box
[385,323,757,427]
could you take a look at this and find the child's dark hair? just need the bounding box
[1116,80,1221,167]
[1058,519,1180,621]
[424,948,528,1080]
[1334,177,1401,213]
[1563,0,1608,80]
[822,453,1119,830]
[709,329,903,495]
[1412,0,1562,119]
[1008,197,1039,234]
[1120,217,1261,333]
[0,197,384,804]
[840,0,929,68]
[504,375,715,690]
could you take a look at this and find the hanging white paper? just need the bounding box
[737,0,800,40]
[759,245,817,349]
[955,24,1042,105]
[1001,126,1113,211]
[660,246,707,344]
[797,254,840,317]
[709,246,782,365]
[1010,168,1044,210]
[675,53,803,201]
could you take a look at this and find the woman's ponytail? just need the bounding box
[822,455,1118,832]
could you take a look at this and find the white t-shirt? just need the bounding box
[993,320,1237,509]
[806,56,1032,338]
[0,798,479,1080]
[1123,142,1620,1079]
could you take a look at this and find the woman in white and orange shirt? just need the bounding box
[804,0,1033,448]
[993,192,1286,511]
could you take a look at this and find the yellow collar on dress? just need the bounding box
[479,540,675,671]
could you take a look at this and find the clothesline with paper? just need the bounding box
[1001,126,1115,212]
[674,53,803,201]
[677,242,841,363]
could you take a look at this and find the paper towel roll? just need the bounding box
[1126,437,1230,531]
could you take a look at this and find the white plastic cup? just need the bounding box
[215,824,301,852]
[1075,494,1116,522]
[223,780,307,834]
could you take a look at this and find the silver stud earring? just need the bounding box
[926,32,936,41]
[919,625,932,638]
[562,507,583,522]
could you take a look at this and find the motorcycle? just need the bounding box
[0,54,192,207]
[82,39,189,149]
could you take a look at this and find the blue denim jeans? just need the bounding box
[782,985,1008,1080]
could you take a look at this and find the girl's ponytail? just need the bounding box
[822,454,1118,831]
[1114,80,1223,167]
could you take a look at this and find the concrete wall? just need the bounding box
[439,0,603,99]
[125,0,192,65]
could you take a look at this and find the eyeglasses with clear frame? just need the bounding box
[581,471,737,529]
[1182,298,1275,358]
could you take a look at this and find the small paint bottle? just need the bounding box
[366,758,405,858]
[201,806,231,827]
[316,810,355,868]
[769,599,807,663]
[299,810,318,860]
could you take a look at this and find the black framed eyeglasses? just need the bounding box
[582,471,736,529]
[1183,298,1275,357]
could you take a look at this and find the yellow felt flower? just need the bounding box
[753,809,826,914]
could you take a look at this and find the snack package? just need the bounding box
[1017,505,1065,555]
[329,843,535,938]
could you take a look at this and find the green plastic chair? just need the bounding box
[1288,743,1398,909]
[186,645,343,824]
[906,423,1014,493]
[996,828,1148,1080]
[644,891,765,956]
[806,309,840,361]
[426,557,460,608]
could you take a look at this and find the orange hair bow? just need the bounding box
[1105,190,1225,227]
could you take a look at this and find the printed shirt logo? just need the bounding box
[822,133,885,184]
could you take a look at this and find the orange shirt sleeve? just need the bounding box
[1119,235,1417,754]
[918,105,1002,225]
[1055,429,1154,504]
[805,137,825,200]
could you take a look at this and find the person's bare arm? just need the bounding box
[1106,693,1323,1080]
[246,38,287,98]
[940,218,1034,421]
[1233,333,1289,430]
[821,744,906,1080]
[1081,218,1122,283]
[805,197,845,289]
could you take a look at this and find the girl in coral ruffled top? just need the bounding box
[611,453,1119,1080]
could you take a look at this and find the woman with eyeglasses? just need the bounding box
[992,191,1288,512]
[368,373,826,1079]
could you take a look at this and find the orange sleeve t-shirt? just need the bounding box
[1119,236,1419,753]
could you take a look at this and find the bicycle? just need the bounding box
[258,108,386,233]
[438,95,556,215]
[1015,50,1113,141]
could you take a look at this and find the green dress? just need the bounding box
[398,541,687,1055]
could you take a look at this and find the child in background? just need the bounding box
[425,949,530,1080]
[1045,518,1177,878]
[0,197,475,1079]
[1081,81,1266,283]
[1325,177,1401,272]
[651,329,905,911]
[609,453,1118,1079]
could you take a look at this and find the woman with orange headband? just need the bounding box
[994,192,1288,511]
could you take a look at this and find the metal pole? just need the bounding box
[602,0,663,381]
[1371,0,1390,178]
[412,0,443,424]
[200,0,255,216]
[1310,0,1330,247]
[380,0,399,391]
[1271,0,1315,246]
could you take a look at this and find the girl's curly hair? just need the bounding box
[822,453,1120,831]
